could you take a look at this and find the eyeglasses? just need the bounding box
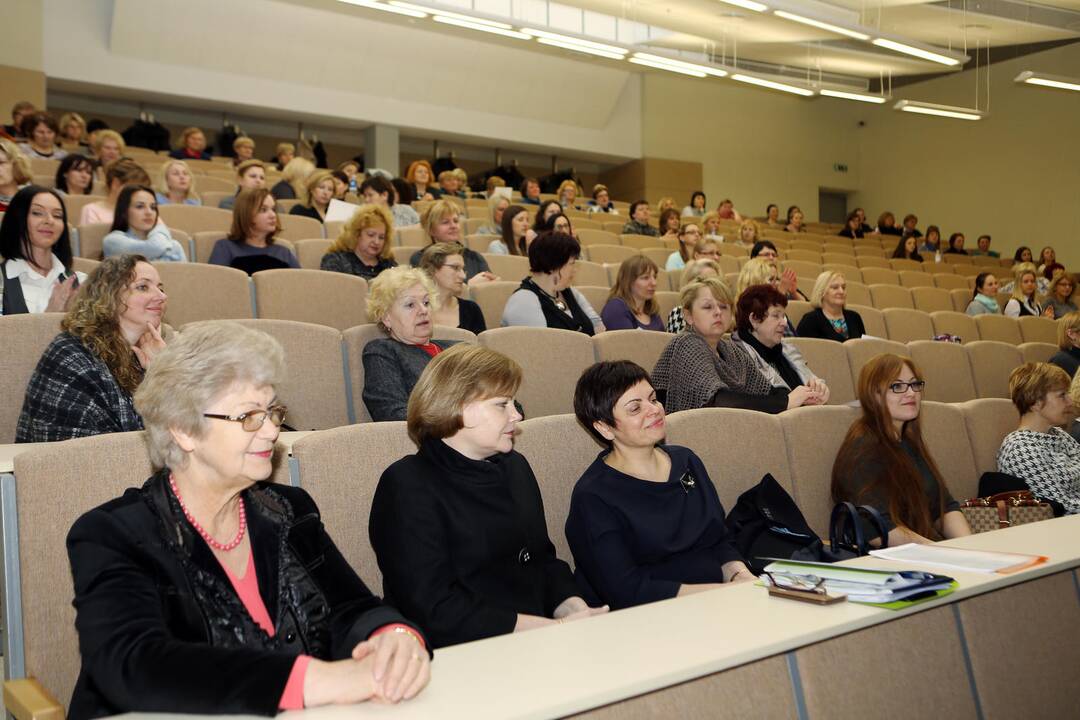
[762,571,826,595]
[888,381,926,394]
[203,405,288,432]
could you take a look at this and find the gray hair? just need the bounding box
[135,322,285,470]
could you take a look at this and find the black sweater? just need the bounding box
[370,438,580,648]
[795,307,866,343]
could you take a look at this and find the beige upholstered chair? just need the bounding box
[252,269,367,331]
[295,238,332,270]
[785,300,812,329]
[920,400,981,501]
[855,256,891,269]
[575,229,621,247]
[1018,342,1057,364]
[1017,316,1057,345]
[931,311,979,343]
[157,204,232,235]
[843,281,872,307]
[974,314,1023,345]
[869,284,914,310]
[890,259,923,273]
[898,270,935,288]
[276,213,324,242]
[966,341,1024,398]
[787,337,857,405]
[780,405,860,535]
[574,286,609,318]
[573,260,611,287]
[470,281,520,329]
[155,262,253,326]
[934,274,971,291]
[844,337,910,388]
[957,398,1019,476]
[911,287,954,313]
[908,341,977,403]
[74,222,109,259]
[586,244,637,265]
[192,230,227,263]
[0,313,63,443]
[860,267,901,286]
[480,327,595,418]
[592,330,673,373]
[847,304,886,339]
[483,253,529,282]
[882,308,934,343]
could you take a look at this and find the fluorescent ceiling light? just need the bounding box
[520,28,627,55]
[339,0,427,18]
[894,99,983,120]
[717,0,769,12]
[432,16,530,38]
[537,38,625,60]
[773,11,869,41]
[1015,70,1080,92]
[629,57,707,78]
[632,52,727,78]
[820,88,886,104]
[872,38,962,67]
[390,1,510,27]
[731,73,815,96]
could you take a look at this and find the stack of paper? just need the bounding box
[763,559,955,605]
[868,543,1047,574]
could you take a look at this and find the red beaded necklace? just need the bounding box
[168,474,247,552]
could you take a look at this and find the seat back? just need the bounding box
[919,401,980,501]
[974,314,1023,345]
[911,287,953,313]
[192,231,228,263]
[957,398,1019,476]
[855,256,891,269]
[1018,342,1057,364]
[883,308,935,343]
[860,267,901,286]
[908,340,977,403]
[574,286,609,317]
[934,274,971,291]
[0,313,63,443]
[471,281,520,329]
[484,254,530,282]
[575,229,620,247]
[869,284,914,310]
[782,260,822,280]
[277,214,325,242]
[966,341,1023,398]
[898,270,934,289]
[155,262,253,326]
[930,311,979,344]
[252,268,367,331]
[586,244,637,265]
[845,337,910,388]
[592,329,672,372]
[75,223,109,259]
[295,238,332,270]
[514,414,603,568]
[780,406,860,535]
[1018,316,1058,345]
[785,300,812,330]
[890,259,923,273]
[847,304,885,338]
[572,260,610,287]
[291,422,416,594]
[788,337,856,405]
[480,327,595,418]
[844,281,872,307]
[157,204,232,235]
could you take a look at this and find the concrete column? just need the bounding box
[363,124,400,177]
[0,2,46,115]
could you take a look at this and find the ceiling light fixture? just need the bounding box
[717,0,769,12]
[629,57,707,78]
[537,38,626,60]
[432,16,530,38]
[893,99,984,120]
[390,1,510,27]
[773,11,869,41]
[339,0,427,18]
[632,52,727,77]
[519,28,627,55]
[820,88,886,104]
[731,73,815,96]
[871,38,962,67]
[1014,70,1080,92]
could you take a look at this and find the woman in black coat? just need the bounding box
[796,271,866,342]
[370,344,606,649]
[67,323,430,719]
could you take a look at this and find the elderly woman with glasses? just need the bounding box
[66,323,431,719]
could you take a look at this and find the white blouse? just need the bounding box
[1,254,87,315]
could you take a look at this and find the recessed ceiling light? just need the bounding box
[894,99,984,120]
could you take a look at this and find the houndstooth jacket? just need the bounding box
[16,332,144,443]
[996,428,1080,515]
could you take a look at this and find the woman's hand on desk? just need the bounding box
[354,630,431,704]
[554,596,609,623]
[303,656,377,707]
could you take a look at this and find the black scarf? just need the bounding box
[518,277,595,336]
[741,330,802,390]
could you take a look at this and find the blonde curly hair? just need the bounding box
[327,203,394,260]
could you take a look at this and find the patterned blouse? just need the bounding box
[997,428,1080,515]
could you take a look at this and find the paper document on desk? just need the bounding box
[762,559,953,604]
[869,543,1047,574]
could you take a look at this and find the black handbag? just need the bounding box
[829,502,889,557]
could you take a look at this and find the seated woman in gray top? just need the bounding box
[209,188,299,274]
[1045,272,1078,320]
[1049,312,1080,378]
[359,175,420,229]
[218,160,266,211]
[501,232,603,335]
[965,272,1001,316]
[361,266,459,421]
[320,203,397,280]
[832,353,971,545]
[103,185,187,262]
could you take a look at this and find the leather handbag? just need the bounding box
[829,502,889,557]
[960,491,1054,533]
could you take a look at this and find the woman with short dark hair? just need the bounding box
[501,232,603,335]
[18,112,67,160]
[55,154,94,196]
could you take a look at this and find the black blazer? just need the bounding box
[796,307,866,342]
[67,471,424,719]
[370,438,580,649]
[289,204,324,223]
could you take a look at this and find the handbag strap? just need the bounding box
[995,499,1011,529]
[829,502,867,555]
[856,505,889,550]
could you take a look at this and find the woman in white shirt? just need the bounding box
[0,186,85,315]
[1004,263,1054,319]
[103,185,187,262]
[154,159,201,206]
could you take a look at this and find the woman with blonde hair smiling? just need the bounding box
[1004,262,1053,318]
[601,255,664,331]
[408,199,496,285]
[557,179,581,210]
[321,203,396,280]
[0,138,33,211]
[289,170,335,223]
[155,159,201,206]
[795,271,866,342]
[58,111,87,152]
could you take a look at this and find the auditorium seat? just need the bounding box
[575,286,609,317]
[593,329,672,372]
[587,244,637,265]
[966,341,1023,398]
[935,274,971,291]
[1017,316,1058,345]
[391,245,420,264]
[898,270,934,289]
[953,265,983,278]
[785,249,822,264]
[822,244,854,257]
[291,422,416,594]
[157,205,232,235]
[720,245,749,258]
[825,263,861,281]
[397,226,426,246]
[641,248,671,268]
[920,401,980,500]
[276,214,324,242]
[847,303,885,338]
[908,341,977,403]
[0,312,63,443]
[574,260,611,287]
[868,284,913,310]
[947,288,972,312]
[74,223,109,259]
[1018,342,1057,364]
[324,220,346,241]
[845,337,910,387]
[943,254,973,265]
[574,228,620,247]
[957,398,1019,476]
[471,281,519,328]
[889,259,922,273]
[822,252,855,266]
[483,253,529,281]
[860,267,901,286]
[295,238,331,270]
[655,291,680,325]
[155,262,253,326]
[514,414,603,568]
[71,257,100,276]
[930,311,979,344]
[883,308,935,343]
[844,281,872,307]
[974,314,1023,345]
[59,194,99,224]
[480,327,595,418]
[856,256,891,270]
[666,408,795,513]
[253,269,367,331]
[621,235,667,251]
[971,255,1000,267]
[780,405,860,535]
[601,221,624,234]
[911,287,953,313]
[198,190,232,209]
[788,337,856,405]
[785,300,812,329]
[195,175,236,193]
[183,319,349,430]
[192,230,227,262]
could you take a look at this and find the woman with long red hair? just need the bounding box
[831,354,971,545]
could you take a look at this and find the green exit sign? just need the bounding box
[833,163,848,172]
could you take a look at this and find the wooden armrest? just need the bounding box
[3,678,65,720]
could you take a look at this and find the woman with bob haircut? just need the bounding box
[80,158,153,226]
[1003,262,1052,318]
[18,112,67,160]
[475,193,509,237]
[320,203,396,280]
[271,157,315,201]
[209,188,299,273]
[359,175,420,228]
[832,353,970,544]
[567,360,753,610]
[404,160,439,201]
[876,211,901,236]
[997,362,1080,514]
[601,255,663,331]
[784,207,805,234]
[155,159,200,206]
[944,232,968,255]
[658,208,681,244]
[651,277,819,414]
[0,185,84,315]
[232,135,255,164]
[362,266,458,421]
[219,159,267,211]
[1045,272,1077,320]
[408,199,495,285]
[501,231,603,335]
[491,204,531,256]
[103,185,186,261]
[66,322,431,719]
[58,111,87,152]
[371,344,605,648]
[0,138,33,211]
[666,259,721,333]
[665,221,701,271]
[17,254,167,442]
[838,211,864,240]
[55,153,95,196]
[764,204,781,228]
[587,184,616,214]
[735,218,761,248]
[419,242,486,335]
[920,225,942,256]
[1049,311,1080,377]
[289,170,335,223]
[557,179,581,210]
[966,272,1002,316]
[733,284,829,401]
[682,191,706,218]
[796,271,866,342]
[169,126,211,161]
[90,129,124,170]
